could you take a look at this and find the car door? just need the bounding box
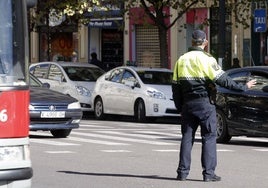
[102,68,124,114]
[228,70,268,135]
[117,69,138,115]
[46,64,68,94]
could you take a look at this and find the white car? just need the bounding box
[29,62,105,111]
[92,66,179,122]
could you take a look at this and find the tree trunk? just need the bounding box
[158,26,169,68]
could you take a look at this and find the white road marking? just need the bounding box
[30,131,127,146]
[153,149,179,152]
[217,149,234,152]
[67,136,129,146]
[101,150,131,153]
[134,131,180,137]
[79,124,112,128]
[30,138,79,146]
[71,132,176,145]
[253,149,268,152]
[233,137,268,143]
[45,151,75,154]
[94,130,177,139]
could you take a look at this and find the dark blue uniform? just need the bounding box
[173,45,248,181]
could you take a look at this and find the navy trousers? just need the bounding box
[177,97,217,179]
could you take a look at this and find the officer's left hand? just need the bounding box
[246,79,257,89]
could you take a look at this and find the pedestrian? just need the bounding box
[173,29,256,182]
[89,52,106,71]
[72,51,78,63]
[231,57,241,68]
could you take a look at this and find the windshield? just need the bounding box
[63,66,105,81]
[137,71,173,85]
[0,0,28,87]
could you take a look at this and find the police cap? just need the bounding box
[192,30,206,44]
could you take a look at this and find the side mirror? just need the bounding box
[124,80,136,89]
[42,82,50,89]
[104,74,110,80]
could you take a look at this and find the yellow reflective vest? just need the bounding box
[173,47,246,101]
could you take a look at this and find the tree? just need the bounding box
[125,0,205,68]
[123,0,257,68]
[30,0,257,66]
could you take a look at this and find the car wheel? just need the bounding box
[134,99,146,122]
[50,129,72,138]
[216,109,232,143]
[94,97,105,120]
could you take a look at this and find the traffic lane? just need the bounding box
[30,134,268,187]
[31,140,268,188]
[31,121,268,188]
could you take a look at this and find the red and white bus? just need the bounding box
[0,0,35,187]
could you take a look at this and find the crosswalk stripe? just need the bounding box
[217,149,234,152]
[153,149,179,152]
[94,130,178,139]
[67,136,129,145]
[30,139,79,146]
[134,131,180,137]
[252,149,268,152]
[101,150,131,153]
[71,131,176,145]
[45,151,75,154]
[79,124,112,128]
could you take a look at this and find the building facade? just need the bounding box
[30,1,268,70]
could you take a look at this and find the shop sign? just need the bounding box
[254,9,266,32]
[88,19,123,28]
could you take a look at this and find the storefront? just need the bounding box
[39,29,78,62]
[128,7,170,68]
[37,10,78,62]
[89,18,123,71]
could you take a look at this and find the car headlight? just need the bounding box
[68,101,81,109]
[75,86,91,96]
[146,90,166,99]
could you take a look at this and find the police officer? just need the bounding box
[173,30,256,182]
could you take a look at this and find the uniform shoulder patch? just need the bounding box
[212,61,221,71]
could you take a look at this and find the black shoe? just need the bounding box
[176,175,187,181]
[203,175,221,182]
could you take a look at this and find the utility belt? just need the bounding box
[184,93,208,101]
[184,93,215,105]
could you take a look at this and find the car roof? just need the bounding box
[227,66,268,73]
[117,66,172,72]
[31,61,99,68]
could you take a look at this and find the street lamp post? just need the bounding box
[218,0,226,69]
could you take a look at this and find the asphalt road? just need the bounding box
[30,116,268,188]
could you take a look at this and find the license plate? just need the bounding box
[41,111,65,118]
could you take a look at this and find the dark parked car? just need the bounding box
[216,66,268,143]
[29,74,82,138]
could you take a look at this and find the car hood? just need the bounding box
[73,81,95,91]
[30,87,78,104]
[145,84,173,99]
